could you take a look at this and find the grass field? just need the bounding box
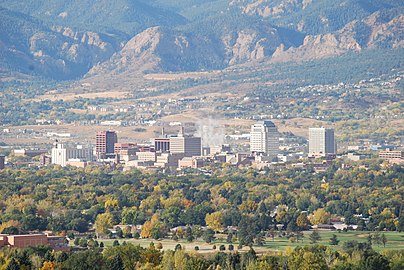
[72,231,404,254]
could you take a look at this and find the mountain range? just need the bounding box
[0,0,403,81]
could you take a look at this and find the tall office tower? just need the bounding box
[96,131,118,159]
[51,143,93,167]
[250,121,279,159]
[0,155,5,170]
[170,128,202,157]
[153,128,170,153]
[308,128,336,157]
[154,138,170,153]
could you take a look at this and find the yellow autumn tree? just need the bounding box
[95,212,115,236]
[205,211,224,232]
[309,208,331,225]
[105,198,120,210]
[141,213,162,238]
[40,261,56,270]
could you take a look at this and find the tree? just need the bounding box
[103,243,143,269]
[116,227,123,238]
[156,242,163,250]
[63,251,106,270]
[238,216,256,247]
[309,209,331,225]
[141,213,165,239]
[373,232,381,246]
[309,230,321,244]
[227,232,233,243]
[175,244,182,251]
[6,258,20,270]
[202,228,215,243]
[296,231,304,243]
[40,261,56,270]
[185,228,194,242]
[296,213,310,230]
[108,255,124,270]
[367,234,373,246]
[255,232,265,246]
[151,226,163,240]
[288,246,328,270]
[329,234,339,245]
[205,212,224,232]
[361,254,390,270]
[381,233,387,247]
[79,238,88,247]
[70,218,89,233]
[95,212,115,236]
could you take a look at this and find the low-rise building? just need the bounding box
[379,149,403,164]
[0,234,67,251]
[178,157,207,169]
[51,143,93,167]
[13,149,48,157]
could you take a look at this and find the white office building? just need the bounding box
[250,121,279,159]
[51,143,93,167]
[308,128,336,157]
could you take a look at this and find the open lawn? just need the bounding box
[72,231,404,255]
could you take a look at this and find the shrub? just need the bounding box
[156,242,163,250]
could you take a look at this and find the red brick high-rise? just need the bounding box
[96,131,118,159]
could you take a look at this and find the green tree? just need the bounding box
[288,246,328,270]
[202,228,215,243]
[381,233,387,247]
[238,216,256,247]
[108,255,124,270]
[296,213,310,230]
[63,250,106,270]
[361,254,390,270]
[309,230,321,244]
[6,258,20,270]
[255,232,265,246]
[227,232,233,243]
[329,234,339,245]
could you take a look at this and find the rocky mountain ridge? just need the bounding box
[0,0,402,81]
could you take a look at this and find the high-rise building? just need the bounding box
[308,128,336,157]
[250,121,279,159]
[51,143,93,167]
[154,138,170,153]
[96,131,118,159]
[169,128,201,157]
[0,155,5,170]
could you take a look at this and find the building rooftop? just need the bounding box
[255,121,275,127]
